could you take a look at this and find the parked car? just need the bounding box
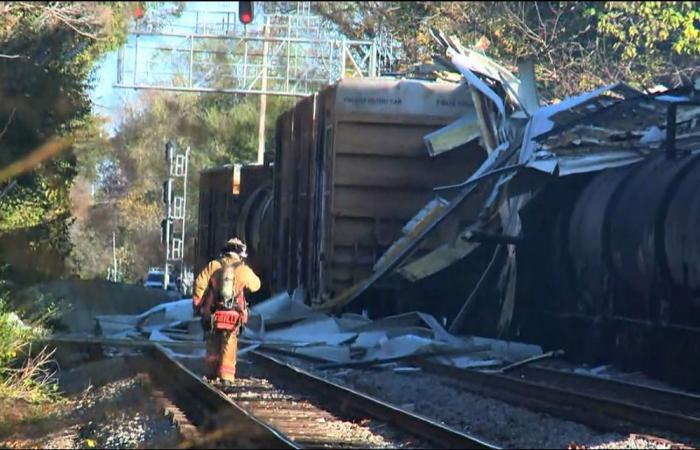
[143,269,178,291]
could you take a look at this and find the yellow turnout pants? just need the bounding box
[205,329,238,382]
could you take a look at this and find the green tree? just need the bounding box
[0,2,183,285]
[0,2,131,284]
[313,1,700,100]
[68,91,294,283]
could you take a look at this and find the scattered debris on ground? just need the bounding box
[88,290,545,371]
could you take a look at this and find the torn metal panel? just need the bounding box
[248,289,325,329]
[521,86,700,174]
[353,331,389,348]
[518,83,642,164]
[434,141,512,192]
[149,329,177,343]
[446,40,512,157]
[441,33,521,108]
[398,238,480,282]
[95,299,195,339]
[262,317,358,346]
[335,313,372,331]
[468,336,543,362]
[470,89,499,152]
[352,311,467,347]
[525,156,558,174]
[555,151,646,176]
[516,59,540,116]
[527,149,646,175]
[136,299,194,330]
[450,50,506,118]
[424,115,481,157]
[373,197,449,273]
[364,335,445,361]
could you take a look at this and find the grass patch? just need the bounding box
[0,273,62,405]
[0,273,68,443]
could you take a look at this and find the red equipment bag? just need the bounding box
[213,309,242,331]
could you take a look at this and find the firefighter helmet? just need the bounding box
[221,237,247,258]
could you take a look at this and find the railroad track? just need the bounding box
[47,337,498,449]
[229,350,497,449]
[413,359,700,443]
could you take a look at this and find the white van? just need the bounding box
[143,269,178,291]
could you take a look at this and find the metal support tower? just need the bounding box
[163,141,190,290]
[115,4,385,97]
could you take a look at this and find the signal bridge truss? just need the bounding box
[115,7,386,97]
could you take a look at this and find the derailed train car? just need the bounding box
[515,151,700,387]
[196,77,489,305]
[196,163,273,293]
[196,71,700,388]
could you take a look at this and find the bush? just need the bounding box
[0,278,59,403]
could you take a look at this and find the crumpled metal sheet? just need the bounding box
[519,83,637,165]
[528,150,645,176]
[92,289,543,368]
[373,197,448,273]
[365,335,441,361]
[262,317,358,346]
[95,299,195,340]
[448,48,520,113]
[424,114,481,156]
[398,238,480,282]
[519,84,700,176]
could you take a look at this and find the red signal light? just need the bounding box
[134,5,144,19]
[239,2,253,25]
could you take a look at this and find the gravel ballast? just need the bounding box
[264,355,697,449]
[0,360,180,449]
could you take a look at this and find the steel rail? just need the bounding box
[47,337,298,449]
[149,344,298,449]
[47,337,498,448]
[414,361,700,442]
[508,365,700,415]
[248,350,499,450]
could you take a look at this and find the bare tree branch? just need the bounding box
[16,1,103,40]
[0,180,17,204]
[0,108,16,142]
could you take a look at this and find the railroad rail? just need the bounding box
[46,337,498,449]
[413,360,700,443]
[239,350,496,449]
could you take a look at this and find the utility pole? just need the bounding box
[257,16,270,165]
[112,231,117,282]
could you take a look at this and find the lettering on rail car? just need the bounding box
[436,99,471,108]
[342,96,403,105]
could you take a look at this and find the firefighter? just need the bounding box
[192,237,261,384]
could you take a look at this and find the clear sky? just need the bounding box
[89,2,250,135]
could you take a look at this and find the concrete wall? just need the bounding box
[17,279,182,333]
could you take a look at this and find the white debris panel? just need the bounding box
[93,290,542,369]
